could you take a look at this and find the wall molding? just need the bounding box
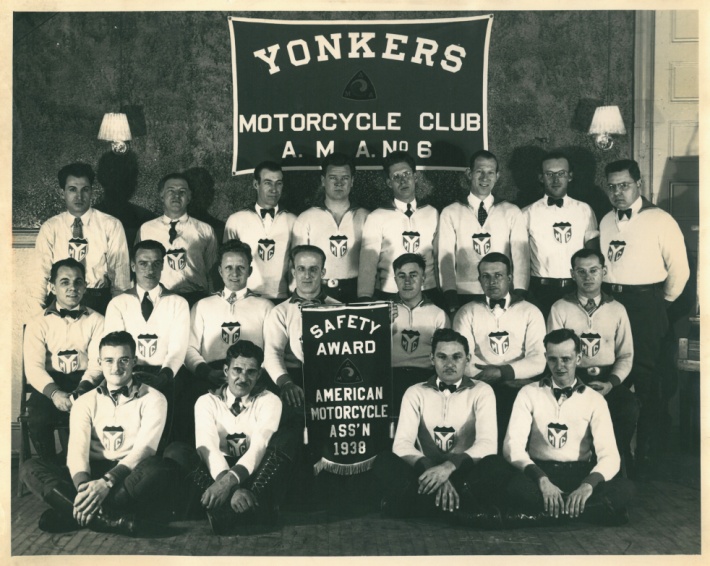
[633,11,655,200]
[13,229,39,248]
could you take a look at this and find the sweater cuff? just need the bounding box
[413,457,435,474]
[608,374,622,388]
[158,367,174,381]
[447,453,473,470]
[229,463,250,484]
[107,464,132,485]
[72,471,91,489]
[42,382,61,399]
[524,464,547,482]
[581,472,605,490]
[499,364,515,381]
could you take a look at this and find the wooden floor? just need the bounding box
[11,449,700,556]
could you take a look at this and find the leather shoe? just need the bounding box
[38,509,79,533]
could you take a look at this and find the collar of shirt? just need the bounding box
[136,284,162,304]
[161,213,189,225]
[98,378,138,399]
[222,287,248,302]
[393,198,416,214]
[395,297,431,310]
[44,301,87,318]
[539,375,586,394]
[289,289,330,304]
[436,377,462,391]
[63,208,94,228]
[256,203,279,217]
[618,196,643,221]
[487,293,511,310]
[577,293,601,306]
[467,193,494,210]
[220,383,252,408]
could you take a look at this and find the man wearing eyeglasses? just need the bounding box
[600,159,689,476]
[358,151,441,306]
[438,150,529,319]
[522,152,599,319]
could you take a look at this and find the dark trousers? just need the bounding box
[491,381,526,448]
[373,451,513,516]
[323,277,358,304]
[506,460,635,516]
[20,455,180,520]
[176,290,210,309]
[457,293,485,307]
[133,364,179,449]
[529,278,576,320]
[27,371,82,463]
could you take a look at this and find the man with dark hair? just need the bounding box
[358,151,440,306]
[523,151,600,318]
[292,152,369,303]
[453,252,546,442]
[164,340,289,534]
[30,162,131,315]
[503,328,634,525]
[600,158,689,472]
[263,245,339,408]
[136,172,218,307]
[224,160,296,302]
[374,328,507,526]
[391,253,450,415]
[23,258,105,463]
[20,331,177,535]
[439,149,529,317]
[548,248,638,464]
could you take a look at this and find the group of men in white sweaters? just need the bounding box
[20,148,688,534]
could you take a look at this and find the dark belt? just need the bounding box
[322,277,356,289]
[602,282,664,294]
[531,276,575,287]
[578,366,612,380]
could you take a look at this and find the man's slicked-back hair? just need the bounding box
[432,328,470,357]
[321,152,355,176]
[254,161,282,182]
[58,163,95,188]
[540,151,573,173]
[100,331,137,357]
[157,172,191,193]
[383,151,416,178]
[132,239,166,260]
[393,253,426,273]
[50,258,86,283]
[544,328,581,353]
[469,149,498,172]
[605,159,641,182]
[478,252,512,275]
[290,244,326,268]
[218,239,253,267]
[225,339,264,367]
[570,248,605,269]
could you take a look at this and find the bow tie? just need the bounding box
[59,309,82,320]
[488,298,506,310]
[616,208,632,220]
[438,382,457,393]
[109,386,130,399]
[547,197,564,208]
[260,207,275,219]
[553,387,575,401]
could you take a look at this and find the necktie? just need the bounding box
[477,202,488,225]
[405,204,413,218]
[553,387,574,401]
[226,292,237,305]
[72,217,83,239]
[584,298,596,314]
[489,298,506,310]
[141,292,154,321]
[260,208,275,219]
[109,386,130,401]
[59,309,81,320]
[168,221,178,244]
[547,197,564,208]
[438,382,457,393]
[230,398,243,416]
[617,209,632,220]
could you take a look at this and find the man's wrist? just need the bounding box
[276,374,294,388]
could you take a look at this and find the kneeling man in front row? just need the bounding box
[374,328,510,526]
[503,328,634,525]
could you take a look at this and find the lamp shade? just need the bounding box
[98,113,132,142]
[588,105,626,135]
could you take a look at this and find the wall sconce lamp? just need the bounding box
[588,105,626,151]
[98,112,132,154]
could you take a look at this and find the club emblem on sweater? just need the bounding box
[434,426,455,452]
[489,331,510,355]
[68,238,88,262]
[137,333,159,358]
[329,235,348,257]
[221,322,241,345]
[580,333,601,358]
[335,358,363,384]
[102,425,125,451]
[553,222,572,244]
[402,231,420,253]
[401,329,420,353]
[472,233,491,255]
[226,432,249,458]
[57,349,79,374]
[607,240,626,262]
[166,248,187,270]
[258,239,276,261]
[547,423,568,449]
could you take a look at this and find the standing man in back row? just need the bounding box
[224,161,296,303]
[600,159,689,474]
[523,152,599,319]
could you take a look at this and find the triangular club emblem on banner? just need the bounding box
[342,70,377,101]
[335,358,363,384]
